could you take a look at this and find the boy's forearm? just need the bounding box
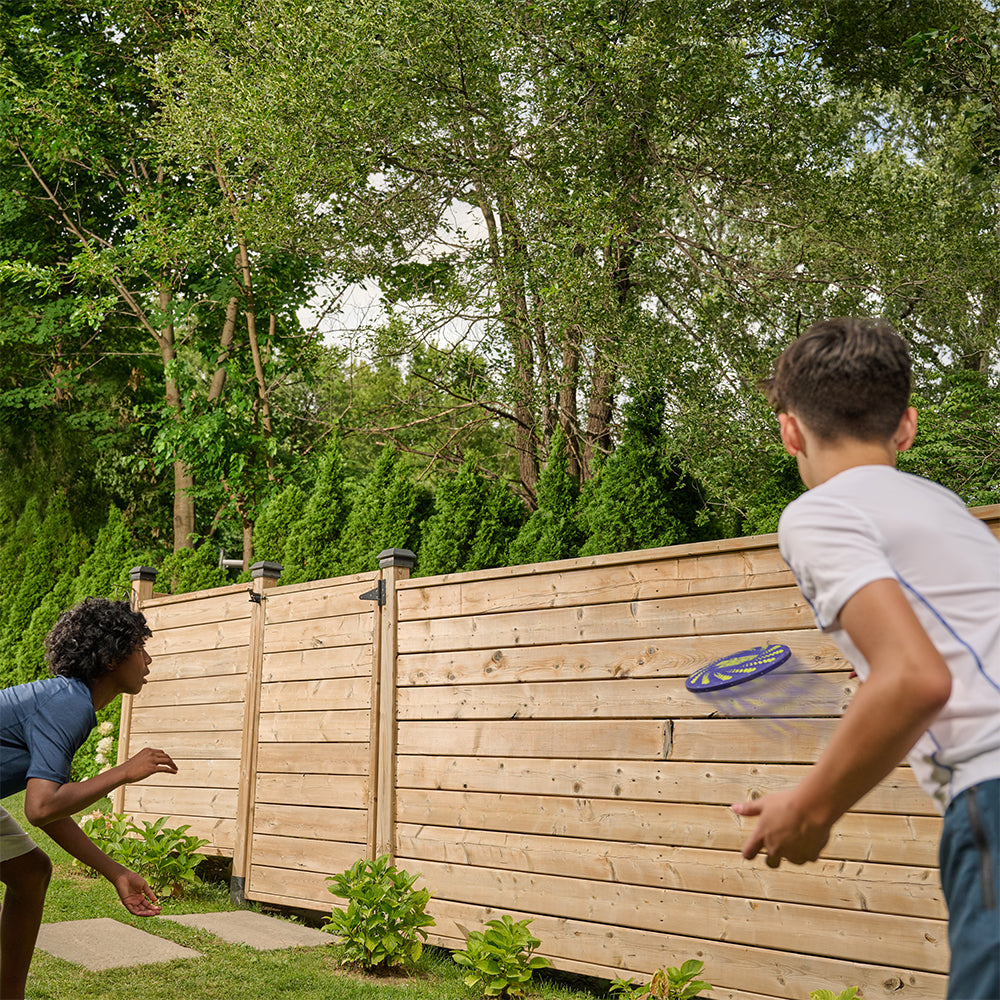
[41,817,128,882]
[26,765,132,826]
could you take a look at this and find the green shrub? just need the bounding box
[79,812,209,899]
[810,989,859,1000]
[324,854,435,971]
[452,915,551,997]
[253,482,306,567]
[610,960,711,999]
[157,543,228,595]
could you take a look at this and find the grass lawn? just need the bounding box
[1,793,612,1000]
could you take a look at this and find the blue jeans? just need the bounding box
[940,779,1000,1000]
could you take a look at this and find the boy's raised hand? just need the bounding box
[121,747,178,783]
[112,869,162,916]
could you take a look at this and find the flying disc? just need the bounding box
[685,644,791,691]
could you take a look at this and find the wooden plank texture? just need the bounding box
[398,587,815,653]
[261,645,374,683]
[397,631,846,685]
[129,703,244,733]
[395,756,934,815]
[408,859,947,970]
[260,677,371,714]
[249,833,366,876]
[252,803,366,842]
[396,674,857,721]
[255,773,368,807]
[397,720,670,759]
[257,710,370,743]
[262,614,373,655]
[132,673,245,708]
[126,785,238,818]
[394,824,946,918]
[255,743,370,775]
[395,789,941,866]
[138,645,247,680]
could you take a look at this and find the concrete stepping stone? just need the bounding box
[160,910,334,950]
[36,917,201,971]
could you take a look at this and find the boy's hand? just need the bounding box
[122,747,178,783]
[112,869,162,916]
[732,789,831,867]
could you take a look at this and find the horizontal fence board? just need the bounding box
[260,677,371,714]
[397,632,846,686]
[670,719,840,762]
[396,674,856,722]
[249,833,366,877]
[142,592,253,631]
[408,859,947,971]
[132,673,245,708]
[144,618,253,655]
[130,730,242,759]
[125,785,238,818]
[139,645,248,680]
[252,803,367,842]
[397,587,814,653]
[395,824,946,919]
[122,811,235,853]
[262,645,374,683]
[397,720,670,759]
[255,742,370,775]
[426,899,947,1000]
[129,703,244,734]
[263,577,380,624]
[262,615,373,655]
[395,756,934,815]
[399,547,795,620]
[257,710,370,743]
[255,773,368,807]
[136,759,239,790]
[395,789,941,866]
[247,865,344,910]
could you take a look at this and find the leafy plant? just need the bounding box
[810,989,859,1000]
[610,960,712,999]
[452,914,551,997]
[79,811,209,898]
[324,854,435,971]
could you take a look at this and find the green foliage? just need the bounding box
[579,392,712,557]
[323,854,435,971]
[336,447,430,575]
[452,915,551,998]
[809,989,859,1000]
[609,960,711,1000]
[79,811,209,899]
[417,462,526,577]
[508,430,584,565]
[282,441,350,584]
[157,544,229,595]
[68,506,139,605]
[739,443,804,536]
[253,482,307,567]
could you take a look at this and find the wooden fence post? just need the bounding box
[230,560,282,905]
[113,566,157,814]
[373,548,415,861]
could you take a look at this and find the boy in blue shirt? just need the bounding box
[733,318,1000,999]
[1,597,178,1000]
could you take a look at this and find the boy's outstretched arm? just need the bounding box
[733,578,952,867]
[40,816,161,915]
[23,747,177,827]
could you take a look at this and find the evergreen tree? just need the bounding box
[0,494,86,687]
[740,444,804,536]
[508,429,584,565]
[253,482,307,569]
[336,448,429,576]
[69,506,140,604]
[579,390,711,557]
[281,441,351,584]
[157,544,229,595]
[417,461,526,576]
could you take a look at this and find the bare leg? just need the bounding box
[0,848,52,1000]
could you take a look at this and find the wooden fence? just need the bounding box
[115,507,1000,1000]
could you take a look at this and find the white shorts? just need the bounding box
[0,804,38,863]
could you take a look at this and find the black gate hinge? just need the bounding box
[247,589,262,604]
[359,580,386,607]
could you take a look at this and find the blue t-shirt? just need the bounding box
[0,676,96,799]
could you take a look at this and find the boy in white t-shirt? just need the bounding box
[732,317,1000,999]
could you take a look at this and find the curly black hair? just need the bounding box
[45,597,152,686]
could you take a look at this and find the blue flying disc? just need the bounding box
[685,644,791,691]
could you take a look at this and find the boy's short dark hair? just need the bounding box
[759,317,911,442]
[45,597,152,686]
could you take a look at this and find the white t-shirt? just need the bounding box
[778,465,1000,812]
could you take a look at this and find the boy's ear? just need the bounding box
[778,412,805,457]
[894,406,918,453]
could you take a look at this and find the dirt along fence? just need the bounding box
[115,507,1000,1000]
